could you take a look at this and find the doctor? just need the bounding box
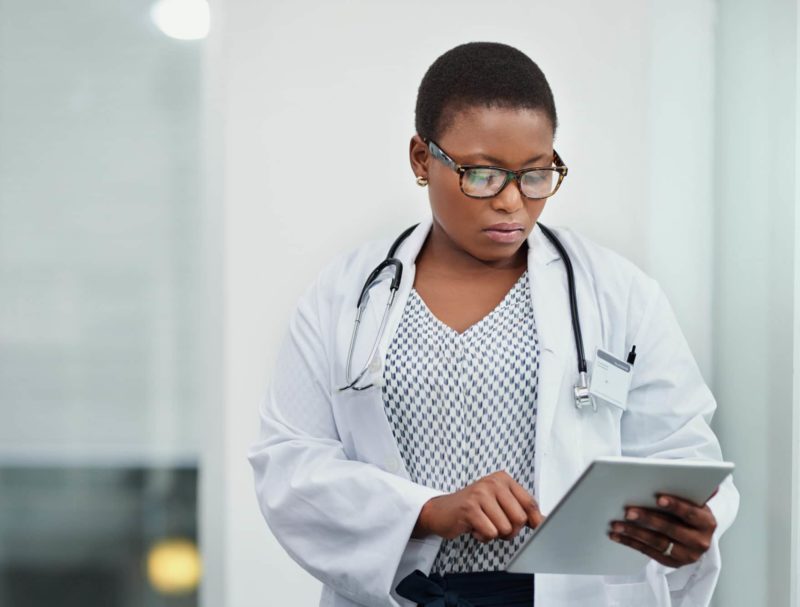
[248,41,739,607]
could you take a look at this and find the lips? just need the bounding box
[483,223,525,244]
[485,222,525,232]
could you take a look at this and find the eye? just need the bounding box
[462,168,507,196]
[522,170,547,184]
[520,170,557,198]
[466,168,502,185]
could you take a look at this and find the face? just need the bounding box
[409,105,556,265]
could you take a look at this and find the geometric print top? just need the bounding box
[381,269,540,574]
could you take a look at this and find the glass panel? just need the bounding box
[0,0,208,605]
[0,0,205,459]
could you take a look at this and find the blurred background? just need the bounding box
[0,0,209,605]
[0,0,798,606]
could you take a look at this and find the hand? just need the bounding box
[608,491,718,567]
[412,470,544,542]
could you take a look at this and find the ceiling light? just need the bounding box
[150,0,210,41]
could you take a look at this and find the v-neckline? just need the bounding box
[409,269,529,338]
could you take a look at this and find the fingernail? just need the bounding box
[609,533,621,542]
[626,509,638,520]
[612,523,624,533]
[658,497,669,507]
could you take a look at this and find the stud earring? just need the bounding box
[416,175,428,187]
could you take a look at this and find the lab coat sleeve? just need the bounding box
[622,278,739,607]
[247,277,446,607]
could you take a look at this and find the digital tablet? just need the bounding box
[505,456,734,575]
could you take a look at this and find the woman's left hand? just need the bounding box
[608,493,717,567]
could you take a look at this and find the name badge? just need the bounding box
[589,348,632,410]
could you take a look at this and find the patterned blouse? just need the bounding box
[381,270,540,574]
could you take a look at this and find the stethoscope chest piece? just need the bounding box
[573,371,597,412]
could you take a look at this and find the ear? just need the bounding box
[409,134,430,179]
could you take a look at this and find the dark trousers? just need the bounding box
[395,569,534,606]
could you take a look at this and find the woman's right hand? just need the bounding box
[412,470,544,542]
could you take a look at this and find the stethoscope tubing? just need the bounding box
[536,223,588,375]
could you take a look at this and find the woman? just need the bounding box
[248,42,739,607]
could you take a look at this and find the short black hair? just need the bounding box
[414,42,558,142]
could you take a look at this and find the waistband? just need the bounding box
[395,568,534,606]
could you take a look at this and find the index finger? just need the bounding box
[655,494,716,530]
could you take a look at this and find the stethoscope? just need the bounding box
[339,223,596,412]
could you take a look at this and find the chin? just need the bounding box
[472,241,527,263]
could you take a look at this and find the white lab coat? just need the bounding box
[248,217,739,607]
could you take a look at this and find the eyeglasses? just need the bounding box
[424,138,568,200]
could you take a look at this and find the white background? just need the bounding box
[205,1,799,606]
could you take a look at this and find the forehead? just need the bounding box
[438,105,554,162]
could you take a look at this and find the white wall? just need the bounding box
[794,12,800,592]
[789,3,800,607]
[712,0,798,605]
[646,0,716,379]
[212,1,718,605]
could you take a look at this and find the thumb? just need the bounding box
[525,499,544,529]
[508,482,544,529]
[526,500,544,529]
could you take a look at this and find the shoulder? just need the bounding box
[314,237,392,295]
[543,225,647,280]
[281,236,392,364]
[543,224,658,295]
[294,235,393,321]
[541,224,663,338]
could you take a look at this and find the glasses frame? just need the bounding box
[424,138,569,200]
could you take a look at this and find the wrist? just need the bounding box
[411,497,436,539]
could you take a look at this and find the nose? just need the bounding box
[490,175,525,213]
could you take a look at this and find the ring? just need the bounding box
[662,541,674,557]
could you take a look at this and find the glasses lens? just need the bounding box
[521,170,558,198]
[462,168,507,197]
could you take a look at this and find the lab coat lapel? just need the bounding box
[528,223,573,508]
[345,219,431,381]
[336,219,431,481]
[365,218,432,357]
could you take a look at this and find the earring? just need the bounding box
[416,175,428,187]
